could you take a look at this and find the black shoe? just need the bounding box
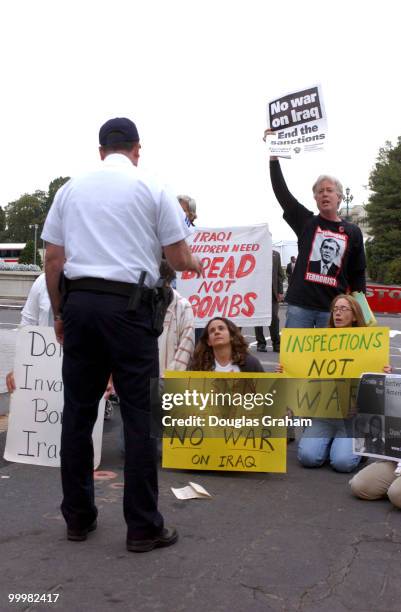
[272,344,280,353]
[67,520,97,542]
[127,527,178,553]
[257,345,267,352]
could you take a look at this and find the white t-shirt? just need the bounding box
[41,154,192,287]
[214,360,240,373]
[21,274,53,327]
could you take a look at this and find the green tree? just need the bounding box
[0,206,5,241]
[365,138,401,282]
[40,176,70,222]
[3,191,45,242]
[2,176,70,243]
[18,239,42,267]
[384,258,401,284]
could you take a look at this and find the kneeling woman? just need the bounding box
[297,294,388,473]
[190,317,264,372]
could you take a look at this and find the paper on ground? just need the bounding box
[171,482,212,500]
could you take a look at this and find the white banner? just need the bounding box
[176,225,271,328]
[4,326,104,468]
[266,84,327,158]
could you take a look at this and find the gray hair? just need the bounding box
[312,175,343,199]
[178,194,196,214]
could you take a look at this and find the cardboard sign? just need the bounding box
[280,327,390,379]
[163,436,287,473]
[266,84,327,157]
[353,373,401,461]
[161,372,287,473]
[4,326,104,467]
[176,225,271,328]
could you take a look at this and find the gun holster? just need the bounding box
[150,287,173,336]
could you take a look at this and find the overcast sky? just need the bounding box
[1,0,399,242]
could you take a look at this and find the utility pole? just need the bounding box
[343,187,354,221]
[29,224,39,266]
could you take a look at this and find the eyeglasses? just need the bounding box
[332,306,352,313]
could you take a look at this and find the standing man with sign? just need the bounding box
[42,117,201,552]
[264,129,366,328]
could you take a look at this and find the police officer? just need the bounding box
[42,117,202,552]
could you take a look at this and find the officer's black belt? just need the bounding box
[66,277,153,302]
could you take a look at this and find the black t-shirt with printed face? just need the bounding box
[270,160,366,311]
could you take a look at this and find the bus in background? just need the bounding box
[0,243,26,263]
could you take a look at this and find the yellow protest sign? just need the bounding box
[161,372,287,473]
[162,434,287,473]
[277,327,389,418]
[160,327,390,472]
[280,327,389,379]
[281,378,358,419]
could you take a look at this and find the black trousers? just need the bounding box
[61,291,163,539]
[254,299,280,346]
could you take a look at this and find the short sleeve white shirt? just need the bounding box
[41,154,192,287]
[21,274,53,327]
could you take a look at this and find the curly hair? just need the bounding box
[189,317,250,371]
[328,294,366,328]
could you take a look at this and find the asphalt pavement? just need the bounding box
[1,305,401,611]
[1,409,401,612]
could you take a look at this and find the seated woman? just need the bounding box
[189,317,264,372]
[297,294,390,473]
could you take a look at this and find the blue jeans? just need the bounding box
[298,419,361,473]
[286,304,330,329]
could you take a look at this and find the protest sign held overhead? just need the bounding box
[266,84,327,158]
[4,326,105,468]
[176,225,271,328]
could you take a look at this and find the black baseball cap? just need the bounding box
[99,117,140,146]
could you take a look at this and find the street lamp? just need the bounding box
[29,224,39,266]
[342,187,354,221]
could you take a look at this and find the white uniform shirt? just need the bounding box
[41,154,192,287]
[21,273,53,326]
